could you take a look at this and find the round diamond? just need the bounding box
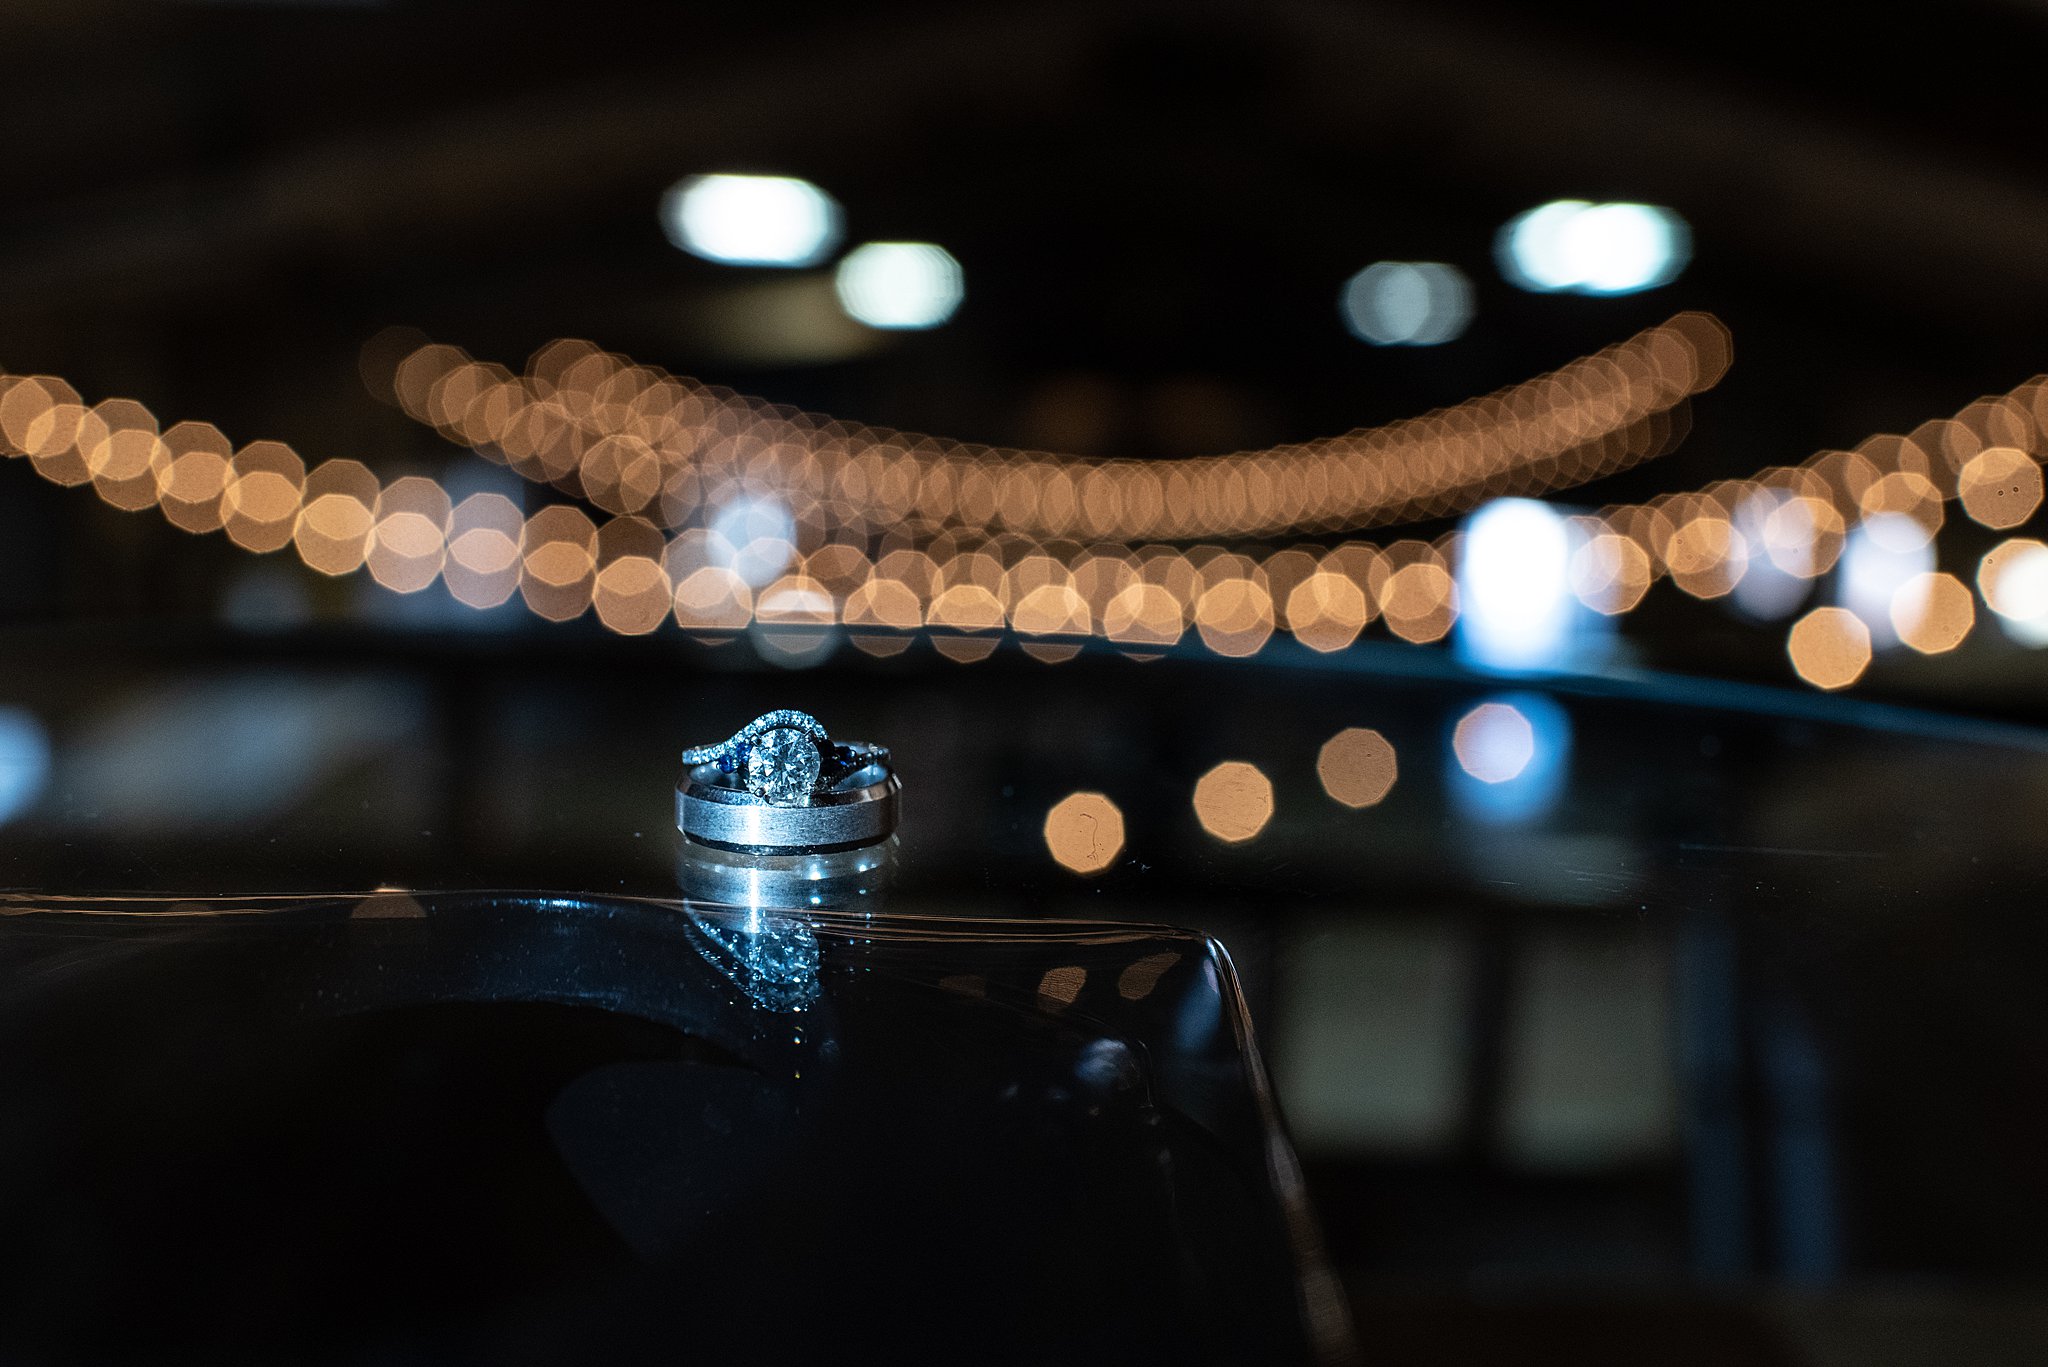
[745,727,821,804]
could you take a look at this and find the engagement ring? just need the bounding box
[677,709,899,853]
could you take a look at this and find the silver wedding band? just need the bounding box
[677,725,898,854]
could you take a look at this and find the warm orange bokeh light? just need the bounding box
[6,310,2044,687]
[1979,538,2048,622]
[1192,761,1275,843]
[1316,728,1398,808]
[1193,578,1275,657]
[1958,447,2044,531]
[1893,571,1974,655]
[1787,606,1872,690]
[385,315,1726,545]
[1044,792,1126,875]
[1286,571,1371,652]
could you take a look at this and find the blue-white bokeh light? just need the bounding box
[1448,694,1573,826]
[1339,261,1473,346]
[1839,514,1934,647]
[661,174,843,267]
[834,242,964,330]
[711,493,798,588]
[1728,488,1814,622]
[0,707,50,826]
[1457,498,1578,672]
[1498,200,1690,295]
[1997,545,2048,647]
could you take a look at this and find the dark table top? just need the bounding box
[3,620,2046,1364]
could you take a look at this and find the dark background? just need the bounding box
[5,0,2048,711]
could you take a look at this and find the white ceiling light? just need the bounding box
[834,242,964,330]
[1498,200,1690,295]
[660,174,842,267]
[1339,262,1473,346]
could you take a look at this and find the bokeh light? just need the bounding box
[12,300,2048,697]
[0,706,51,826]
[1840,515,1935,646]
[659,174,842,267]
[379,313,1723,545]
[1458,498,1575,671]
[1958,446,2044,530]
[1787,606,1872,689]
[834,242,964,329]
[1569,532,1651,616]
[1377,550,1458,644]
[1316,728,1398,808]
[1892,571,1974,655]
[1449,694,1571,824]
[222,441,306,553]
[1339,262,1473,346]
[1192,760,1275,844]
[1044,791,1125,875]
[1498,200,1691,295]
[1728,488,1813,620]
[367,475,449,593]
[1286,570,1371,653]
[292,460,377,577]
[710,493,798,588]
[1194,576,1275,657]
[1452,702,1535,783]
[1978,538,2048,646]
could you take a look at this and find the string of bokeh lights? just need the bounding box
[384,314,1724,544]
[4,319,2048,691]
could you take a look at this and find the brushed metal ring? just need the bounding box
[677,743,898,853]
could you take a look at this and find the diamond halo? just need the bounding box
[681,709,836,807]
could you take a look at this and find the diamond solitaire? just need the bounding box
[747,726,823,804]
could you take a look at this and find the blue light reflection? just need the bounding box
[1448,693,1572,826]
[0,707,51,826]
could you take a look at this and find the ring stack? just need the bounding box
[677,709,899,854]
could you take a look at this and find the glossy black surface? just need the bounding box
[0,893,1333,1365]
[6,623,2048,1362]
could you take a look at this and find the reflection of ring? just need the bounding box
[680,709,892,805]
[676,837,897,912]
[678,711,898,854]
